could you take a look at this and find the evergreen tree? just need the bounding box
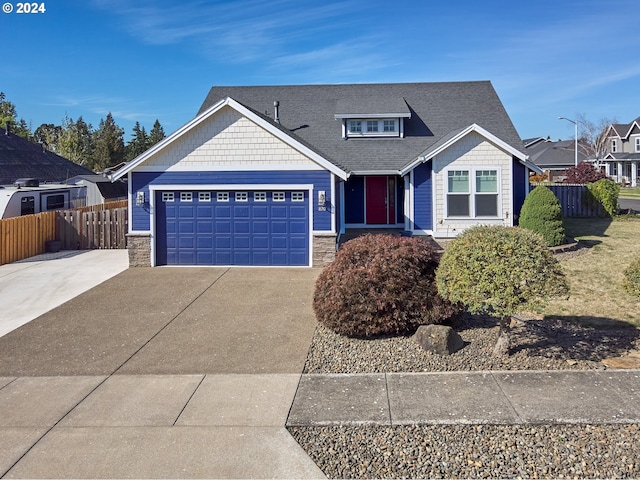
[34,123,63,152]
[0,92,31,139]
[92,113,125,172]
[148,119,166,146]
[57,115,95,167]
[126,121,150,160]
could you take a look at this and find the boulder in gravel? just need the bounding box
[414,324,465,355]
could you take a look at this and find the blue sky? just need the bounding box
[2,0,639,143]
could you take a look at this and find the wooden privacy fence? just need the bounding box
[0,200,128,266]
[530,184,604,217]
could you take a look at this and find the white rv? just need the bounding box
[0,179,87,219]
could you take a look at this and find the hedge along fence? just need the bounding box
[0,200,129,266]
[530,184,604,217]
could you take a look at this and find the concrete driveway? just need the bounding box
[0,266,320,376]
[0,260,325,479]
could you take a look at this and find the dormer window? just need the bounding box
[344,118,401,138]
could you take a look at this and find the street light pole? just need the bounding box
[558,116,578,167]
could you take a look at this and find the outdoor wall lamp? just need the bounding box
[136,191,145,206]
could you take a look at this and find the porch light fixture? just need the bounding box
[136,191,145,206]
[558,116,578,167]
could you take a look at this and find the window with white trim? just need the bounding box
[235,192,248,202]
[162,192,174,202]
[180,192,193,202]
[346,118,399,137]
[254,192,266,202]
[611,139,618,153]
[273,192,285,202]
[217,192,229,202]
[291,192,304,202]
[446,169,499,218]
[198,192,211,202]
[635,137,640,152]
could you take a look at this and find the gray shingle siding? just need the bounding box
[197,81,524,174]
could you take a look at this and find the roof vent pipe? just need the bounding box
[274,101,280,124]
[4,122,10,135]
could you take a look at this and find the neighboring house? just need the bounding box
[112,81,540,268]
[599,117,640,186]
[524,137,588,181]
[66,175,128,205]
[0,124,94,185]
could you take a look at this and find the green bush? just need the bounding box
[313,234,463,337]
[519,186,565,246]
[587,178,620,217]
[622,257,640,297]
[436,225,569,319]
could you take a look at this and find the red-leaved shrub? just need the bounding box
[563,162,606,184]
[313,234,463,337]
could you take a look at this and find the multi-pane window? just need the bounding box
[292,192,304,202]
[198,192,211,202]
[635,137,640,152]
[475,170,498,216]
[346,119,398,137]
[447,171,470,216]
[383,120,396,132]
[611,139,618,153]
[366,120,378,132]
[273,192,285,202]
[180,192,192,202]
[254,192,266,202]
[446,169,499,217]
[217,192,229,202]
[162,192,174,202]
[348,120,362,133]
[235,192,248,202]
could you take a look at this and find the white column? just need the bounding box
[632,161,638,188]
[617,162,623,183]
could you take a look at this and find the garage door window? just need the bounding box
[162,192,174,202]
[180,192,193,202]
[217,192,229,202]
[254,192,266,202]
[273,192,285,202]
[292,192,304,202]
[235,192,248,202]
[199,192,211,202]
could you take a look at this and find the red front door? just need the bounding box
[366,176,392,224]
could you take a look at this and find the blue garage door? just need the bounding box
[156,190,309,266]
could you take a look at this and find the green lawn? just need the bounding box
[620,187,640,198]
[539,217,640,328]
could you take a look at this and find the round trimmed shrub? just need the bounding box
[587,178,620,217]
[436,225,569,319]
[623,257,640,297]
[519,185,565,246]
[313,234,463,337]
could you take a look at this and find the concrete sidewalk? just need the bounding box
[287,370,640,426]
[0,250,129,338]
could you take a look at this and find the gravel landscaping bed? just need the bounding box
[294,314,640,478]
[303,314,640,374]
[289,424,640,479]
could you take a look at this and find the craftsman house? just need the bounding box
[600,117,640,186]
[112,81,540,267]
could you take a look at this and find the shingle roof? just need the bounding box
[197,82,524,173]
[0,132,93,185]
[524,138,587,169]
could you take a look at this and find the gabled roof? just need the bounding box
[112,97,349,181]
[400,124,540,175]
[196,82,525,173]
[524,138,587,169]
[0,131,93,185]
[608,116,640,139]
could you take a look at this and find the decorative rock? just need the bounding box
[414,325,465,355]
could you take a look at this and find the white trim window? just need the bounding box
[198,192,211,202]
[346,118,399,138]
[180,192,193,202]
[235,192,248,202]
[162,192,174,202]
[611,138,618,153]
[272,192,285,202]
[217,192,229,202]
[446,168,499,218]
[635,137,640,152]
[254,192,267,202]
[291,191,304,202]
